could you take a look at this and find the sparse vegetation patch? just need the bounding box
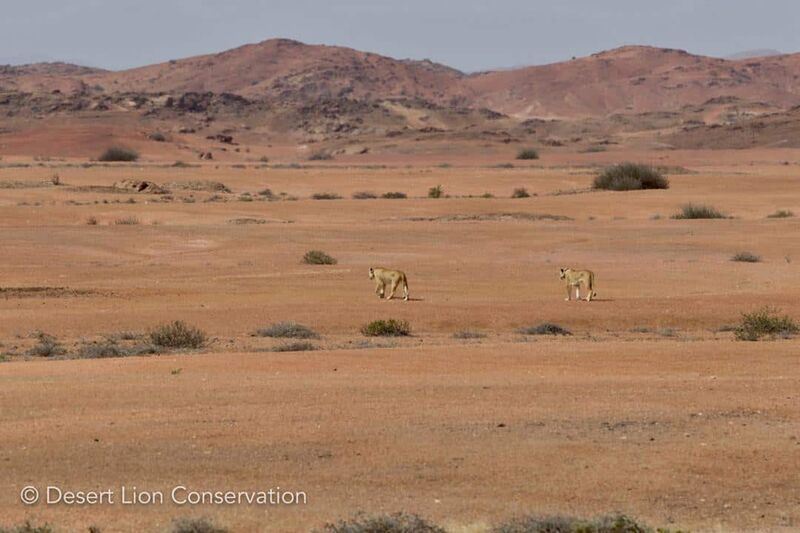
[767,209,795,218]
[352,191,378,199]
[361,319,411,337]
[511,187,531,198]
[731,251,761,263]
[381,191,407,199]
[255,322,320,339]
[671,203,728,219]
[149,321,207,349]
[593,163,669,191]
[427,185,445,198]
[268,341,318,352]
[453,330,487,339]
[312,192,343,200]
[516,323,572,336]
[491,513,653,533]
[303,250,337,265]
[516,148,540,160]
[734,307,799,341]
[98,146,139,162]
[321,512,444,533]
[27,333,65,357]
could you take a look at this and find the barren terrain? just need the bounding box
[0,147,799,532]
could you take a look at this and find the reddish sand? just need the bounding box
[1,152,799,532]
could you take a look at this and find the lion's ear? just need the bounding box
[559,268,565,273]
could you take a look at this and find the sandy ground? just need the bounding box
[1,151,799,532]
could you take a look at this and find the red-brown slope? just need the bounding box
[85,38,468,104]
[0,62,105,94]
[466,45,800,119]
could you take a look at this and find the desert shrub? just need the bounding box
[516,148,539,160]
[593,163,669,191]
[493,163,515,168]
[492,513,652,533]
[0,522,55,533]
[98,146,139,162]
[734,307,799,341]
[258,188,276,199]
[511,187,531,198]
[308,151,333,161]
[50,173,61,186]
[767,209,795,218]
[114,216,140,225]
[76,340,156,359]
[516,323,572,336]
[170,518,228,533]
[149,321,207,349]
[321,512,445,533]
[381,191,407,199]
[269,341,318,352]
[352,191,378,199]
[731,251,761,263]
[86,216,98,225]
[453,330,487,339]
[312,192,343,200]
[256,322,319,339]
[303,250,337,265]
[361,319,411,337]
[148,132,167,142]
[481,192,495,198]
[581,145,608,153]
[27,333,65,357]
[168,180,231,193]
[427,185,444,198]
[671,203,727,219]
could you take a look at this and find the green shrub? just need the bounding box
[671,203,727,219]
[381,191,407,199]
[303,250,337,265]
[149,321,207,349]
[352,191,378,199]
[767,209,795,218]
[311,192,342,200]
[361,319,411,337]
[731,251,761,263]
[321,513,444,533]
[593,163,669,191]
[511,187,531,198]
[492,513,652,533]
[308,151,333,161]
[734,307,799,341]
[516,148,539,160]
[98,146,139,162]
[516,323,572,336]
[255,322,319,339]
[427,185,444,198]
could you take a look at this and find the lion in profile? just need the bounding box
[368,267,409,301]
[559,267,596,301]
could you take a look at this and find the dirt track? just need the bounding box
[1,153,800,532]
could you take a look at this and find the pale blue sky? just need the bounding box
[2,1,799,71]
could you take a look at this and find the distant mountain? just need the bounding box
[726,49,783,60]
[4,40,800,120]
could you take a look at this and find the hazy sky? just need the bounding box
[2,1,799,71]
